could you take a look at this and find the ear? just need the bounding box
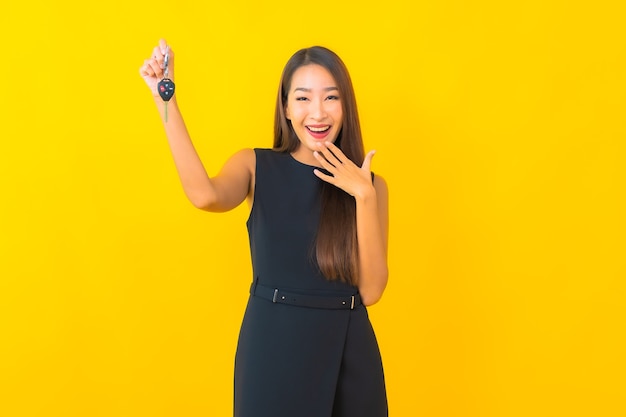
[284,104,291,120]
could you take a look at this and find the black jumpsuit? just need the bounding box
[234,149,388,417]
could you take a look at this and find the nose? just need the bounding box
[310,98,327,120]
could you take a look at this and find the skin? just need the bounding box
[139,40,389,305]
[285,64,343,166]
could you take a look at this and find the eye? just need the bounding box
[295,96,309,101]
[326,95,340,101]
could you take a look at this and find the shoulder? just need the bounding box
[372,173,388,200]
[229,148,256,165]
[226,148,283,179]
[372,172,387,189]
[233,148,257,158]
[221,148,256,178]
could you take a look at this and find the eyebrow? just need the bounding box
[293,86,339,93]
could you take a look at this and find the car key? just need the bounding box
[157,46,175,121]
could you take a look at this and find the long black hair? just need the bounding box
[273,46,364,285]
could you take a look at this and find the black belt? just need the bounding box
[250,283,361,310]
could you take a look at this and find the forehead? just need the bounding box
[290,64,337,90]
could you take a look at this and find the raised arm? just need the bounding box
[139,40,254,212]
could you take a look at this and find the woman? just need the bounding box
[140,40,389,417]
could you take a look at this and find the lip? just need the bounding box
[306,125,331,140]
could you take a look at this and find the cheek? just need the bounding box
[330,102,343,119]
[286,104,303,121]
[285,104,292,120]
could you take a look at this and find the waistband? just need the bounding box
[250,283,361,310]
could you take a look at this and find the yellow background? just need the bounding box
[1,1,625,416]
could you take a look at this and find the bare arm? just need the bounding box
[139,40,253,212]
[313,142,389,306]
[354,175,389,306]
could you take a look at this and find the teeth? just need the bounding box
[308,126,330,133]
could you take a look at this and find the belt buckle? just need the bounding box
[350,295,355,310]
[272,289,279,303]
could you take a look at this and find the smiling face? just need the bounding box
[285,64,343,166]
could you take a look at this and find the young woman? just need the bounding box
[140,40,389,417]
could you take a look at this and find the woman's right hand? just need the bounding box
[139,39,175,98]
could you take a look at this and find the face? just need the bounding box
[285,64,343,165]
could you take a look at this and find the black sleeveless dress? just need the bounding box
[234,149,388,417]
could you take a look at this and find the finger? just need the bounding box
[139,60,151,77]
[362,150,376,171]
[313,168,336,184]
[140,59,159,78]
[313,150,337,170]
[323,141,347,160]
[146,57,164,78]
[153,46,165,68]
[324,142,343,162]
[316,142,342,165]
[158,39,168,55]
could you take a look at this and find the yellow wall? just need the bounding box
[1,1,624,416]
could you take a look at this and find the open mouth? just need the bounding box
[306,125,331,139]
[307,125,330,133]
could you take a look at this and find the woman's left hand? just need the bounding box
[313,141,376,200]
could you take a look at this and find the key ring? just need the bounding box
[163,46,170,78]
[157,45,175,122]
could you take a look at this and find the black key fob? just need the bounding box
[157,78,175,101]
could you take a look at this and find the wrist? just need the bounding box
[153,95,177,105]
[354,184,376,204]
